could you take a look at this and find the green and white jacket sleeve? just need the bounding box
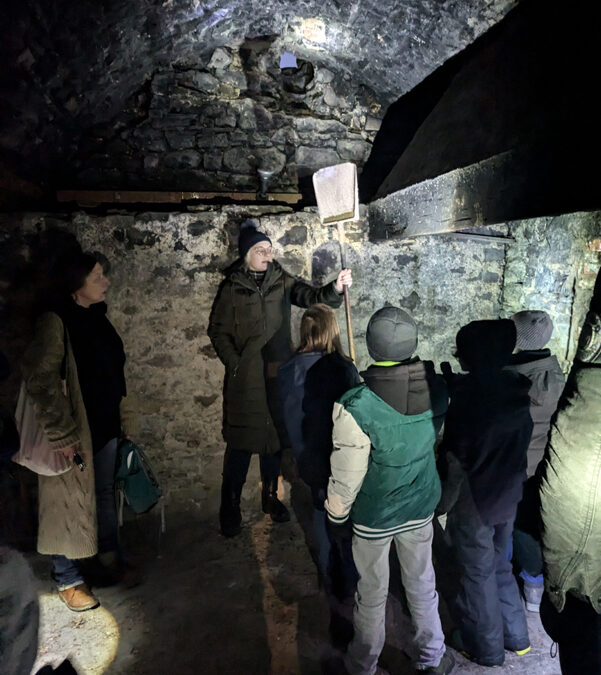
[325,401,371,524]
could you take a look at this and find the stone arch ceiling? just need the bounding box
[0,0,516,192]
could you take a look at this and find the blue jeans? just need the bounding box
[52,554,84,591]
[52,438,119,588]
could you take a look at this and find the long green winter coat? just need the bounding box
[540,365,601,613]
[21,312,137,559]
[208,260,342,454]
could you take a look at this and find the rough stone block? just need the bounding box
[165,131,196,150]
[365,116,382,132]
[196,133,229,148]
[189,71,220,94]
[214,114,236,128]
[295,146,340,171]
[203,151,223,171]
[223,149,253,173]
[208,48,232,70]
[277,225,307,246]
[164,150,201,169]
[316,68,335,83]
[336,138,370,162]
[294,117,346,135]
[219,71,247,95]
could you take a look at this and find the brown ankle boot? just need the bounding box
[58,583,100,612]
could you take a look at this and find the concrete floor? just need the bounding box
[29,459,561,675]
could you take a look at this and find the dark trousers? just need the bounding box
[311,487,358,601]
[222,447,282,490]
[52,438,119,588]
[541,592,601,674]
[93,437,119,555]
[449,495,529,665]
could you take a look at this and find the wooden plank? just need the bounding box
[56,190,302,206]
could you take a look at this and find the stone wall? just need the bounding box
[1,208,599,503]
[78,45,377,193]
[0,0,516,202]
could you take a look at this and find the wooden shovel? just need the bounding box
[312,162,359,361]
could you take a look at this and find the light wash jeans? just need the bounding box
[345,522,446,674]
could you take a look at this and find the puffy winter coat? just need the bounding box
[278,351,360,491]
[326,361,447,539]
[208,260,342,454]
[505,350,565,475]
[540,365,601,613]
[21,312,137,559]
[438,370,533,526]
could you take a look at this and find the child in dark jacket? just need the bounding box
[505,310,565,612]
[278,304,360,614]
[438,319,533,667]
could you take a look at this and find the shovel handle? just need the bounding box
[336,222,355,361]
[343,285,355,362]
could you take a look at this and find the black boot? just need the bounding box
[261,479,290,523]
[219,481,243,537]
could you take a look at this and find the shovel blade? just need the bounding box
[312,162,359,224]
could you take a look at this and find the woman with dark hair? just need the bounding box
[21,252,137,611]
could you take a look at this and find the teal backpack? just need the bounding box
[116,440,165,531]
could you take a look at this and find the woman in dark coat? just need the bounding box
[208,221,351,537]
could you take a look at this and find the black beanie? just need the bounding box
[456,319,516,371]
[238,220,271,259]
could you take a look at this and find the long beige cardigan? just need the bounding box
[21,311,137,559]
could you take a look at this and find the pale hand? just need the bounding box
[59,444,79,460]
[335,269,353,292]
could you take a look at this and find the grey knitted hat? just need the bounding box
[366,306,418,362]
[511,310,554,350]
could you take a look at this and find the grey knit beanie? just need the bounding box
[511,310,554,350]
[366,306,418,362]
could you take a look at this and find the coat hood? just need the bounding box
[361,360,448,430]
[507,352,564,406]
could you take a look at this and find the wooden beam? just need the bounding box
[56,190,302,206]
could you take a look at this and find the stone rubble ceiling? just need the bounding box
[0,0,516,187]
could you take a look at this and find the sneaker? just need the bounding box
[523,582,543,612]
[58,583,99,612]
[514,646,531,656]
[505,639,531,654]
[419,651,456,674]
